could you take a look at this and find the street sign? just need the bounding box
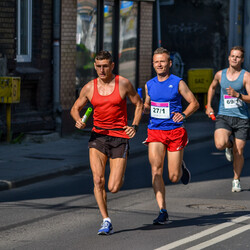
[0,77,21,103]
[188,68,213,93]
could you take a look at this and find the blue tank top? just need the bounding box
[147,74,183,130]
[218,68,249,119]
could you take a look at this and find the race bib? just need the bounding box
[151,101,170,119]
[224,95,243,109]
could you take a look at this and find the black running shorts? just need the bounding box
[88,132,129,159]
[215,115,250,140]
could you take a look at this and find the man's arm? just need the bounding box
[70,82,92,129]
[143,83,151,114]
[206,71,221,116]
[120,77,143,138]
[226,71,250,103]
[172,80,199,122]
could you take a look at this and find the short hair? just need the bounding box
[154,47,170,56]
[230,46,244,58]
[95,50,113,63]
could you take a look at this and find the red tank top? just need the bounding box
[91,75,129,138]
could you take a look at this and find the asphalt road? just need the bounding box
[0,139,249,250]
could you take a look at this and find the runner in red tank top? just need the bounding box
[71,50,143,235]
[91,75,129,138]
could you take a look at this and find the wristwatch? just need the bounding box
[238,93,242,99]
[181,113,186,120]
[132,125,138,132]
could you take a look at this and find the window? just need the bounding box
[103,2,114,52]
[17,0,32,62]
[76,0,97,93]
[119,1,138,87]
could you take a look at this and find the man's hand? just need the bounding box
[172,112,185,123]
[75,119,86,130]
[123,125,137,138]
[143,104,150,114]
[205,105,215,118]
[226,86,239,97]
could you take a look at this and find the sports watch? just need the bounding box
[132,125,138,132]
[181,113,186,120]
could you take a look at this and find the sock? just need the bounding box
[103,217,111,223]
[160,209,167,213]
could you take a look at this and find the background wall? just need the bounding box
[60,0,77,134]
[159,0,229,80]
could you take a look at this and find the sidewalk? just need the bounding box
[0,111,215,191]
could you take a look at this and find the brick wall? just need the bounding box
[138,2,153,89]
[0,0,16,73]
[34,0,53,112]
[14,0,53,114]
[0,0,55,135]
[60,0,77,110]
[60,0,77,134]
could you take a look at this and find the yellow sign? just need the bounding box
[188,68,213,93]
[0,77,21,103]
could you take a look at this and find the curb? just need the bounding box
[0,164,89,192]
[0,134,214,192]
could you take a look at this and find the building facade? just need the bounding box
[0,0,249,139]
[0,0,154,139]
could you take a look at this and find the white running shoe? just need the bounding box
[225,147,233,162]
[232,179,241,192]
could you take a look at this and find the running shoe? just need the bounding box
[181,160,191,185]
[225,147,233,162]
[97,221,113,235]
[153,209,169,225]
[232,179,241,192]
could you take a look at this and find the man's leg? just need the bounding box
[231,138,245,192]
[148,142,169,224]
[108,157,127,193]
[148,142,166,210]
[89,148,108,219]
[214,128,232,150]
[233,138,246,179]
[167,149,184,183]
[90,148,114,235]
[214,128,234,162]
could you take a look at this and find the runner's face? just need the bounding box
[228,50,244,68]
[153,53,172,76]
[94,59,114,80]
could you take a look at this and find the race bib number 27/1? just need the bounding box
[151,101,170,119]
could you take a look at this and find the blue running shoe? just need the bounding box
[97,221,113,235]
[181,160,191,185]
[153,209,169,225]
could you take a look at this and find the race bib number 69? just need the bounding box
[151,101,170,119]
[224,95,243,109]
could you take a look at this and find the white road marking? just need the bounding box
[186,224,250,250]
[155,214,250,250]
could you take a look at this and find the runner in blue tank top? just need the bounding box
[206,46,250,192]
[143,47,199,225]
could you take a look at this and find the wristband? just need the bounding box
[132,125,138,132]
[181,113,186,120]
[238,93,242,100]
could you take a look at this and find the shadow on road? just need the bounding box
[113,211,250,234]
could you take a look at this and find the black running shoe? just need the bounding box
[181,160,191,185]
[153,209,169,225]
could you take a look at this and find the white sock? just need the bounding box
[103,217,111,223]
